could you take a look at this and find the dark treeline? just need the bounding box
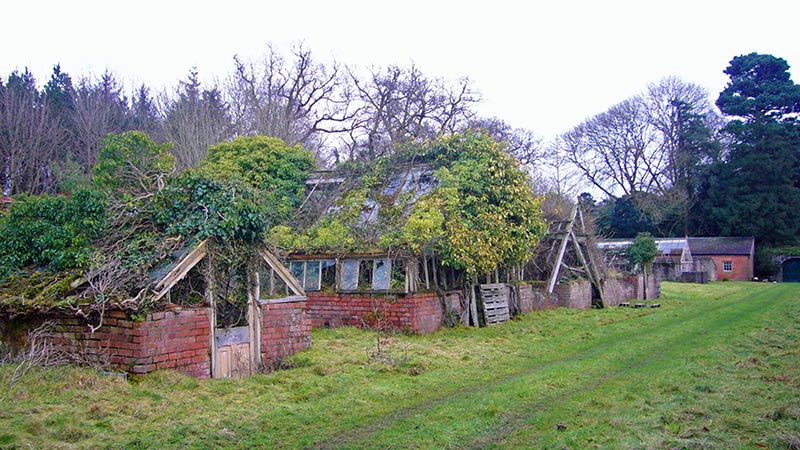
[0,44,542,197]
[3,47,800,276]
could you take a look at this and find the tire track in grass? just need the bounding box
[367,284,782,449]
[312,283,790,449]
[466,283,793,449]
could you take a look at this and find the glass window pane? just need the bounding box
[305,261,321,290]
[341,259,359,290]
[290,261,304,282]
[373,258,390,290]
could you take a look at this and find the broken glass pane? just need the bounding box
[290,261,304,283]
[391,259,406,291]
[320,260,336,290]
[373,258,390,290]
[358,259,373,289]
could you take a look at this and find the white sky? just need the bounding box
[2,0,799,142]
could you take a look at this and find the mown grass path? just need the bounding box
[313,282,799,449]
[1,282,798,449]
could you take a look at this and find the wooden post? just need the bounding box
[269,268,275,296]
[643,266,648,300]
[470,278,480,328]
[423,255,430,289]
[249,266,262,371]
[205,256,217,379]
[432,253,439,289]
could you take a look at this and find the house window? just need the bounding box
[290,260,335,291]
[340,258,400,291]
[723,260,733,272]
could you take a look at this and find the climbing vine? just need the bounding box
[282,131,547,276]
[0,132,314,315]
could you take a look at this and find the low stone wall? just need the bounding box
[601,274,660,304]
[518,283,559,312]
[305,292,443,333]
[516,281,591,311]
[517,276,661,311]
[259,299,312,362]
[621,275,660,300]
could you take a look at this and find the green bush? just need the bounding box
[155,136,315,243]
[0,189,107,275]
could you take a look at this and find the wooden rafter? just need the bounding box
[257,248,306,297]
[152,239,209,302]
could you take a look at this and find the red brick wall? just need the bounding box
[3,302,319,378]
[710,255,752,281]
[128,308,211,377]
[602,278,636,306]
[619,275,658,300]
[38,308,211,378]
[259,300,312,362]
[518,283,559,312]
[305,292,443,333]
[553,281,593,309]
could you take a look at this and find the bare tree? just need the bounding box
[538,138,584,198]
[562,96,665,198]
[468,117,543,165]
[162,70,232,171]
[346,64,479,160]
[562,77,722,235]
[643,77,722,234]
[226,44,355,163]
[645,77,717,184]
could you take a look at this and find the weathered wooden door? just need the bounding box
[210,264,260,379]
[214,326,251,378]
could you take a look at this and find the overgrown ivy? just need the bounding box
[0,189,107,276]
[0,132,315,314]
[153,136,314,244]
[280,131,547,276]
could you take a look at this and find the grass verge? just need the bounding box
[0,281,798,449]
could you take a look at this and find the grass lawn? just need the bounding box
[1,281,799,449]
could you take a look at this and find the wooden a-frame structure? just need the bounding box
[543,207,606,307]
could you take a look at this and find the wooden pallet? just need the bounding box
[480,283,510,325]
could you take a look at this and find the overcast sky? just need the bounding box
[2,0,798,141]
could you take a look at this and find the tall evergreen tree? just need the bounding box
[708,53,800,247]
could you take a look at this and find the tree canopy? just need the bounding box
[703,53,800,248]
[716,53,800,122]
[275,131,547,277]
[627,232,659,273]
